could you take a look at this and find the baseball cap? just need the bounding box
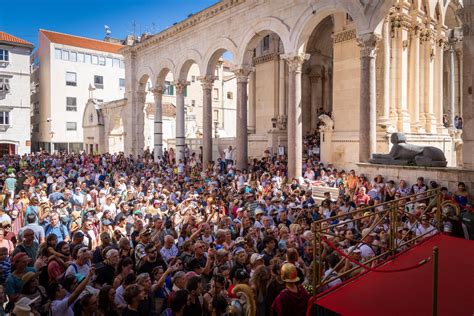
[250,253,264,265]
[361,228,376,237]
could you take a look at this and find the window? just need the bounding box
[0,78,10,92]
[227,92,233,99]
[61,50,69,61]
[99,56,106,66]
[0,111,10,125]
[92,55,98,65]
[32,124,39,133]
[113,58,120,67]
[70,52,77,62]
[66,122,77,131]
[55,48,62,60]
[85,54,92,64]
[263,35,270,52]
[0,49,9,62]
[77,52,84,63]
[163,81,174,95]
[94,75,104,89]
[106,57,113,67]
[66,72,77,86]
[191,76,196,82]
[119,78,125,89]
[66,97,77,111]
[119,60,125,69]
[213,88,219,100]
[191,100,195,107]
[213,110,219,122]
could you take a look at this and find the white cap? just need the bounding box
[348,246,361,254]
[250,253,265,265]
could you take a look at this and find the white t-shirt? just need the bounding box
[51,294,74,316]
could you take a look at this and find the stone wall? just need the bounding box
[357,163,474,196]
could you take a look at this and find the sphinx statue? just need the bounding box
[369,133,447,167]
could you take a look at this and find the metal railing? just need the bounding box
[310,188,461,292]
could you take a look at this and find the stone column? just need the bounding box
[278,57,286,125]
[420,27,437,133]
[199,75,215,167]
[457,6,474,169]
[283,53,309,179]
[233,67,253,170]
[302,73,311,136]
[379,18,391,127]
[449,41,456,128]
[434,35,446,132]
[408,24,421,132]
[152,85,164,160]
[357,33,380,162]
[248,71,256,134]
[324,69,332,114]
[389,20,399,128]
[310,75,321,130]
[136,91,147,156]
[174,80,189,163]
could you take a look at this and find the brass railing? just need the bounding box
[310,188,461,292]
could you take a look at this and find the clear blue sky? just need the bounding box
[0,0,219,48]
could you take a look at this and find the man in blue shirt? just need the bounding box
[44,212,69,242]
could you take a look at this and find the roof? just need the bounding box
[0,31,34,48]
[40,29,123,54]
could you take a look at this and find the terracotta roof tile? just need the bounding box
[40,29,123,54]
[0,31,34,47]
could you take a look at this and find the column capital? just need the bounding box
[282,53,309,73]
[357,33,381,59]
[173,80,190,95]
[151,85,163,97]
[198,75,216,90]
[232,66,254,83]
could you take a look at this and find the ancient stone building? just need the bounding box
[121,0,472,180]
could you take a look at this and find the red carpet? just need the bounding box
[316,235,474,316]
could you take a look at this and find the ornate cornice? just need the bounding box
[128,0,246,52]
[254,53,279,65]
[333,29,356,44]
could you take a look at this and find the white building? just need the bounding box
[0,31,34,155]
[82,61,237,155]
[31,30,125,153]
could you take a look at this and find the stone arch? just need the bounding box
[237,16,291,65]
[203,37,238,75]
[137,73,151,92]
[443,1,462,28]
[291,2,363,53]
[175,49,203,80]
[154,58,176,84]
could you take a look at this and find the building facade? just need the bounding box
[82,61,237,154]
[0,32,34,155]
[31,30,125,153]
[120,0,471,179]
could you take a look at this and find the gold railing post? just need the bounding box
[312,222,318,291]
[436,190,442,232]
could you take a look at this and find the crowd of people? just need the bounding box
[0,140,471,316]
